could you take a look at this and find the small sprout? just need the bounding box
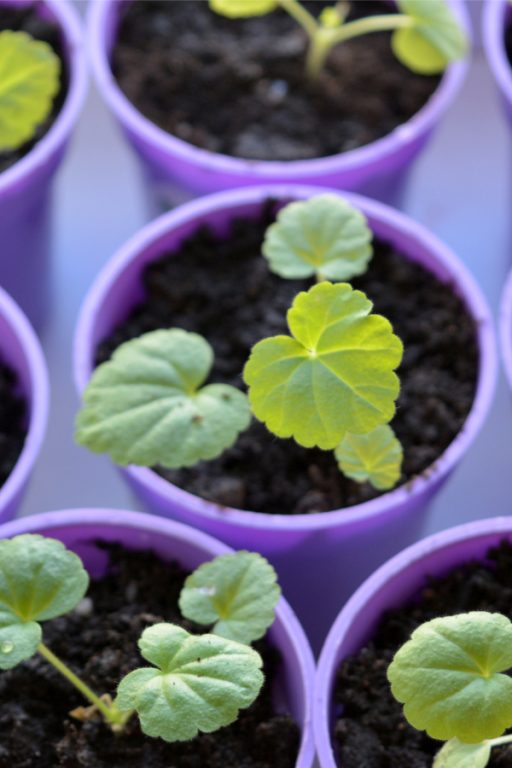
[75,329,251,469]
[179,552,281,645]
[243,281,403,450]
[0,31,60,151]
[116,623,264,742]
[433,739,492,768]
[262,195,372,283]
[210,0,277,17]
[335,424,403,491]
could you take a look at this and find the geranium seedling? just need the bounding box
[0,30,60,151]
[209,0,467,79]
[387,611,512,767]
[335,424,403,491]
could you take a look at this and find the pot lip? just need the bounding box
[0,286,49,518]
[484,0,512,110]
[0,507,316,768]
[500,268,512,390]
[74,184,497,533]
[87,0,469,181]
[0,0,88,196]
[314,515,512,768]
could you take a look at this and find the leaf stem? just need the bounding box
[488,735,512,748]
[277,0,317,37]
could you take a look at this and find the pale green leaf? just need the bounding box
[209,0,277,17]
[387,612,512,743]
[0,31,60,151]
[434,739,492,768]
[335,424,403,490]
[179,552,281,645]
[75,329,251,469]
[116,623,264,742]
[394,0,468,74]
[243,282,403,449]
[263,195,372,282]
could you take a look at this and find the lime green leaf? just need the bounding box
[116,623,264,742]
[179,552,281,645]
[319,7,344,29]
[263,195,372,282]
[243,282,403,450]
[335,424,403,490]
[387,612,512,743]
[75,329,251,469]
[0,31,60,152]
[0,535,89,669]
[209,0,277,17]
[434,739,492,768]
[393,0,468,74]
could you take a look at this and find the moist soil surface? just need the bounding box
[112,0,440,162]
[0,545,300,768]
[0,4,68,174]
[96,203,478,515]
[0,362,26,489]
[333,540,512,767]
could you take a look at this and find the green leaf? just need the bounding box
[393,0,468,74]
[243,282,403,450]
[75,329,251,469]
[387,612,512,743]
[179,552,281,645]
[0,535,89,669]
[335,424,403,490]
[116,623,264,742]
[434,739,492,768]
[0,31,60,152]
[262,195,373,282]
[209,0,277,17]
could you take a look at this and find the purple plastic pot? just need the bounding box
[88,0,469,210]
[500,268,512,391]
[484,0,512,123]
[0,507,315,768]
[315,516,512,767]
[0,285,48,523]
[0,0,87,326]
[74,185,497,652]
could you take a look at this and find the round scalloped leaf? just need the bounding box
[75,329,251,469]
[387,612,512,743]
[263,196,373,282]
[393,0,468,75]
[179,552,281,645]
[0,31,60,151]
[243,282,403,450]
[433,739,492,768]
[209,0,277,17]
[116,623,264,742]
[335,424,403,490]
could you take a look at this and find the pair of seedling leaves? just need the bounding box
[0,534,281,742]
[76,195,405,492]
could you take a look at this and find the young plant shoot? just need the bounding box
[0,30,60,151]
[0,535,280,743]
[387,612,512,768]
[209,0,467,80]
[76,195,404,492]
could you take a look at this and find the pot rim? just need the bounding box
[500,268,512,391]
[484,0,512,111]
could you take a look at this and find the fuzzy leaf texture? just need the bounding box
[243,282,403,450]
[116,623,264,742]
[387,612,512,743]
[0,535,89,669]
[335,424,403,490]
[434,739,492,768]
[262,195,373,282]
[75,329,251,469]
[0,31,60,151]
[179,552,281,644]
[393,0,468,74]
[209,0,277,17]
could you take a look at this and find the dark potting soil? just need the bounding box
[332,540,512,767]
[0,362,26,488]
[505,18,512,72]
[0,4,68,174]
[0,545,300,768]
[96,203,478,515]
[112,0,440,162]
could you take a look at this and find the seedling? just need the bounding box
[0,535,281,743]
[209,0,467,80]
[0,30,60,152]
[387,612,512,767]
[76,195,405,492]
